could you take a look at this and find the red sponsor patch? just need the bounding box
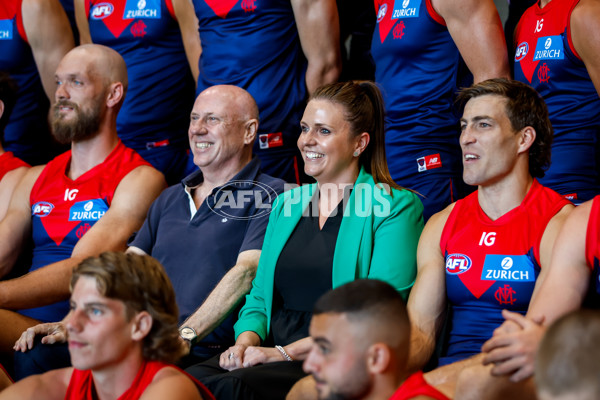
[259,133,283,149]
[417,153,442,172]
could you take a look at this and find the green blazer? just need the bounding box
[234,168,424,341]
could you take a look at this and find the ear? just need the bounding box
[130,311,153,342]
[365,343,390,375]
[354,132,370,155]
[0,99,4,119]
[517,126,536,154]
[243,118,258,145]
[106,82,124,108]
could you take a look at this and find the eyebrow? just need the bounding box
[460,115,494,123]
[312,337,331,346]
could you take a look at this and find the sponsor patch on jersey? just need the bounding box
[32,202,54,217]
[68,199,108,222]
[446,253,472,275]
[481,254,535,282]
[123,0,161,19]
[0,20,13,40]
[514,42,529,62]
[563,193,577,201]
[533,36,564,61]
[391,0,421,19]
[91,2,114,19]
[377,3,388,23]
[417,153,442,172]
[259,132,283,149]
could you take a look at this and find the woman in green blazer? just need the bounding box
[187,81,424,399]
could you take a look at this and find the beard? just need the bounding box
[315,366,371,400]
[51,99,103,144]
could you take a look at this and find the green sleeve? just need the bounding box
[368,189,424,300]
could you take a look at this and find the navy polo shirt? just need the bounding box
[130,157,285,347]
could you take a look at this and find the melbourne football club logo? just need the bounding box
[445,254,472,275]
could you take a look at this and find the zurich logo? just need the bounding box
[501,257,513,270]
[91,3,114,19]
[515,42,529,62]
[545,37,552,49]
[377,4,388,23]
[445,254,472,275]
[402,0,410,8]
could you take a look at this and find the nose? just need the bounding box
[298,127,317,150]
[64,309,83,334]
[55,83,69,102]
[189,117,208,136]
[460,124,475,146]
[302,347,321,375]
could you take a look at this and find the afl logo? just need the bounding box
[91,3,114,19]
[32,202,54,217]
[377,4,388,23]
[515,42,529,62]
[446,254,472,275]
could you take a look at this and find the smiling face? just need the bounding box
[66,276,143,372]
[51,50,106,144]
[303,313,372,400]
[460,95,524,187]
[298,100,368,186]
[188,87,255,176]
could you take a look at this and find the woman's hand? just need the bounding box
[242,346,286,367]
[219,344,249,371]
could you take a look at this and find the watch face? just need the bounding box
[180,327,196,340]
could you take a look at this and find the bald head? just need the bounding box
[536,310,600,400]
[59,44,128,97]
[197,85,259,122]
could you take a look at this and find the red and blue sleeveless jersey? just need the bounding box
[585,195,600,300]
[0,151,28,180]
[514,0,600,201]
[65,361,215,400]
[0,0,55,165]
[192,0,307,156]
[21,141,149,322]
[440,180,569,363]
[371,0,462,183]
[85,0,195,151]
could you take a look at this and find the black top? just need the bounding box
[270,196,346,346]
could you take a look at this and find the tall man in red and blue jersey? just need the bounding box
[0,44,166,357]
[372,0,510,220]
[513,0,600,202]
[406,79,572,399]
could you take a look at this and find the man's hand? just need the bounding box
[481,309,545,382]
[13,322,67,352]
